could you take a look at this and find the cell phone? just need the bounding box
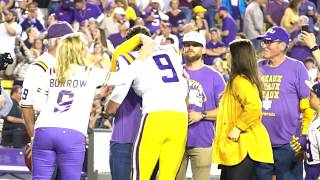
[301,25,309,32]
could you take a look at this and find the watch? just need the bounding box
[310,45,319,51]
[201,111,207,119]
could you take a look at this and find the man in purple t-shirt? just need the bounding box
[176,31,226,180]
[54,0,75,25]
[73,0,104,24]
[218,6,237,46]
[265,0,288,28]
[255,26,313,180]
[204,28,226,65]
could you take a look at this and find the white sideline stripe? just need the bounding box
[0,165,29,171]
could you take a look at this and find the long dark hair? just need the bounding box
[229,39,263,99]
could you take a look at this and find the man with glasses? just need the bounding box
[254,26,314,180]
[176,31,226,180]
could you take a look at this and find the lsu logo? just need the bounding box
[188,79,207,107]
[266,28,276,34]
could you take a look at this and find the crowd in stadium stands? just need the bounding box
[2,0,320,179]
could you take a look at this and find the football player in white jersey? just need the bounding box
[28,32,156,179]
[21,21,74,140]
[303,81,320,180]
[110,29,189,180]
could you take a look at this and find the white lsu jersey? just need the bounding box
[306,118,320,165]
[21,52,56,111]
[115,44,188,114]
[35,64,138,135]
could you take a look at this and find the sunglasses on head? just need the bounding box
[183,41,203,47]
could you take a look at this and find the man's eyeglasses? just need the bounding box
[261,40,282,46]
[183,42,203,47]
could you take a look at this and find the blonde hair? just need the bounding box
[55,33,87,85]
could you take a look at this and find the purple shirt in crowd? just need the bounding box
[300,0,317,32]
[143,9,162,34]
[179,0,193,8]
[20,18,45,32]
[258,57,310,146]
[287,30,313,62]
[186,66,226,148]
[221,15,237,46]
[74,3,102,23]
[204,40,226,65]
[166,11,186,28]
[266,0,288,26]
[108,33,126,48]
[55,5,75,24]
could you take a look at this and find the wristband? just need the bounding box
[201,111,207,119]
[310,45,319,51]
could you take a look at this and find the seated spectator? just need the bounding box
[154,21,179,47]
[0,0,14,12]
[13,37,35,81]
[128,0,142,18]
[30,38,44,58]
[115,0,137,26]
[304,57,318,82]
[23,27,38,49]
[100,7,127,38]
[20,2,45,33]
[1,85,28,148]
[107,23,128,48]
[47,13,57,27]
[192,5,210,38]
[54,0,75,25]
[166,0,186,34]
[73,0,104,24]
[87,42,111,69]
[0,9,23,78]
[280,0,301,33]
[204,28,226,65]
[142,0,169,35]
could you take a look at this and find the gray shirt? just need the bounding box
[243,1,264,40]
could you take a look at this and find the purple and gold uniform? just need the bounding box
[112,44,188,180]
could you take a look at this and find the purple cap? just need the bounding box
[218,6,228,12]
[47,21,74,39]
[257,26,290,44]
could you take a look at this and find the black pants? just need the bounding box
[1,127,28,148]
[220,155,256,180]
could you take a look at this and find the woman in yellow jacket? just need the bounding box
[213,39,273,180]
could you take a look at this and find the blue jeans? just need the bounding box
[205,7,216,29]
[110,143,158,180]
[110,143,132,180]
[253,144,303,180]
[180,7,193,23]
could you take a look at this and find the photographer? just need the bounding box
[287,15,314,62]
[300,30,320,70]
[0,9,22,77]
